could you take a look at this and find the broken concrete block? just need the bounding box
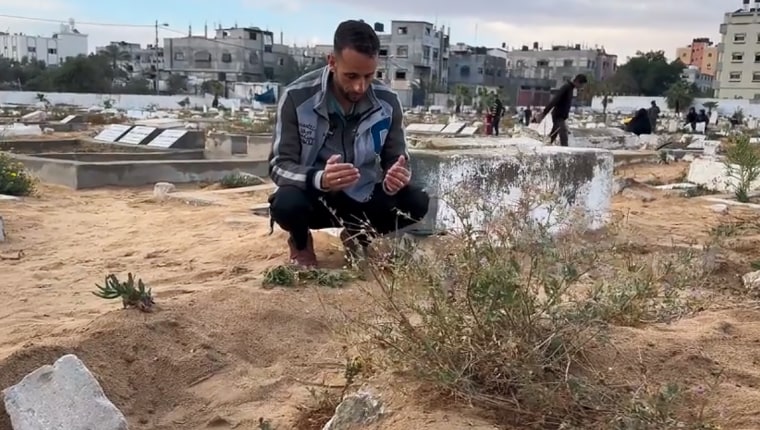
[743,270,760,291]
[3,354,128,430]
[153,182,176,201]
[322,389,385,430]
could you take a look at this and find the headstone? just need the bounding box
[440,122,466,134]
[695,122,706,134]
[3,354,128,430]
[59,115,76,124]
[710,111,718,124]
[749,118,759,129]
[117,125,158,144]
[458,126,478,136]
[148,129,187,148]
[21,110,46,122]
[147,129,204,149]
[667,120,678,133]
[93,124,132,142]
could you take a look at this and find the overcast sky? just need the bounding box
[0,0,733,62]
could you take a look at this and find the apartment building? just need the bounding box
[0,21,87,65]
[675,38,718,76]
[507,43,617,86]
[448,43,506,88]
[682,65,715,95]
[288,44,331,68]
[715,0,760,99]
[95,41,164,78]
[375,20,450,106]
[163,26,290,83]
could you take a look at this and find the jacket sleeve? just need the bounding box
[268,90,320,190]
[380,91,410,173]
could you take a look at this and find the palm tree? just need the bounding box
[98,44,131,79]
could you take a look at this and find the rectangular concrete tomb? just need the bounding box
[117,125,160,144]
[407,144,613,235]
[148,129,187,148]
[93,124,133,142]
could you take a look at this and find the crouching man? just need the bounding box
[267,20,430,268]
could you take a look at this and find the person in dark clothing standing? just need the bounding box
[524,106,532,125]
[490,95,505,136]
[626,109,652,136]
[647,100,660,132]
[684,107,697,132]
[536,74,587,146]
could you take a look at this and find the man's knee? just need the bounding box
[397,185,430,221]
[269,186,310,225]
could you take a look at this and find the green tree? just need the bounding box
[664,79,697,111]
[167,74,188,94]
[609,51,685,96]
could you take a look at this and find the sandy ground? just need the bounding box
[1,160,760,429]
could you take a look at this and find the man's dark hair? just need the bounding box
[333,20,380,57]
[573,74,588,84]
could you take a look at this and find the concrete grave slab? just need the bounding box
[440,122,466,134]
[117,125,161,145]
[688,157,760,193]
[93,124,133,142]
[458,126,478,136]
[407,144,613,235]
[3,354,128,430]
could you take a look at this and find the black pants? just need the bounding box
[269,183,430,250]
[492,117,500,136]
[549,118,568,146]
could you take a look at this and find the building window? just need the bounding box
[395,70,406,80]
[194,51,211,63]
[423,46,430,59]
[396,45,408,57]
[376,71,383,79]
[732,52,744,62]
[707,52,712,57]
[432,48,438,60]
[460,65,470,77]
[47,48,57,55]
[379,47,388,56]
[729,71,742,81]
[537,60,549,67]
[27,47,36,53]
[563,59,573,67]
[174,52,185,61]
[753,72,760,82]
[397,26,407,35]
[221,53,232,63]
[425,27,431,35]
[735,33,746,43]
[477,67,483,74]
[249,52,259,64]
[278,57,284,66]
[755,53,760,63]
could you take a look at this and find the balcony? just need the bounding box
[720,23,727,35]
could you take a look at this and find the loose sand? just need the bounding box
[1,161,759,429]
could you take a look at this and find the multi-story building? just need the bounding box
[0,20,87,65]
[682,65,716,95]
[715,0,760,99]
[448,43,507,88]
[163,26,290,84]
[288,44,331,68]
[95,41,164,79]
[375,20,450,106]
[675,38,718,76]
[506,43,617,86]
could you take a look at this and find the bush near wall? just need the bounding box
[0,153,36,196]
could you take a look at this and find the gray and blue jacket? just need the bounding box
[268,66,409,202]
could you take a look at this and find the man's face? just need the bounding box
[328,48,377,103]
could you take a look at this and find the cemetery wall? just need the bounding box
[590,96,760,117]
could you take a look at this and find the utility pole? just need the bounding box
[154,20,160,94]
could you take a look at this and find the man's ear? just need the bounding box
[327,52,336,71]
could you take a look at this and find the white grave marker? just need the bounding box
[118,126,156,144]
[148,129,188,148]
[93,124,132,142]
[60,115,76,124]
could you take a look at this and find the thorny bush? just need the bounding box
[349,188,714,428]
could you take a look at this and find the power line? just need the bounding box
[0,13,187,34]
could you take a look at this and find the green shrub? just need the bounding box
[349,192,715,428]
[0,153,36,196]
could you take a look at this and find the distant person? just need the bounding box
[266,20,430,268]
[524,106,532,125]
[647,100,660,132]
[626,108,652,136]
[697,109,709,133]
[490,95,505,136]
[684,107,697,132]
[536,74,588,146]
